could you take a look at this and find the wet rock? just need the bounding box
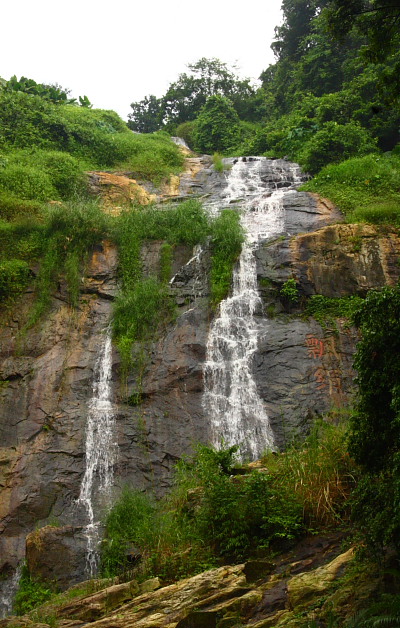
[244,561,275,583]
[26,526,89,591]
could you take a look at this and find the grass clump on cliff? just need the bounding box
[209,209,244,307]
[112,201,244,380]
[305,295,364,328]
[111,199,210,381]
[28,199,111,323]
[302,152,400,226]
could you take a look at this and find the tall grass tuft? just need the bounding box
[265,419,358,528]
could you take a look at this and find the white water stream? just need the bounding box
[203,158,303,459]
[77,330,117,577]
[0,566,21,619]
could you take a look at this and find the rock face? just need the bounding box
[1,156,400,592]
[26,526,88,591]
[0,535,369,628]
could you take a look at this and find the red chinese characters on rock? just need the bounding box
[305,334,343,395]
[306,335,324,359]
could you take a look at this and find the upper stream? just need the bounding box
[203,157,303,459]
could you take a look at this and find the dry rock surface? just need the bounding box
[0,536,368,628]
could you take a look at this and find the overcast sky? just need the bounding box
[2,0,283,120]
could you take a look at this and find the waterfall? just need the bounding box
[0,566,21,619]
[77,329,117,577]
[203,158,303,460]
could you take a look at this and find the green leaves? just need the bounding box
[209,209,244,307]
[193,95,242,154]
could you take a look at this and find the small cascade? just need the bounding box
[171,136,190,150]
[203,158,303,460]
[170,243,206,303]
[0,566,22,619]
[77,329,117,577]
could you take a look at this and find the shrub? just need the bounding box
[14,565,55,615]
[175,445,303,559]
[348,286,400,553]
[0,164,56,200]
[305,294,364,327]
[194,95,242,154]
[209,209,244,306]
[302,153,400,224]
[0,191,43,221]
[175,121,196,148]
[34,151,87,198]
[0,258,30,299]
[298,121,377,174]
[280,278,299,303]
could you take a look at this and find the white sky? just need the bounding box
[1,0,283,120]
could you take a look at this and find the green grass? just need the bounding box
[209,209,244,307]
[0,91,184,185]
[14,565,56,615]
[264,419,358,529]
[305,295,364,328]
[302,153,400,225]
[101,419,356,584]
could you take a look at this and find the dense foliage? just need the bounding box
[127,2,399,175]
[0,81,184,192]
[101,423,354,581]
[112,201,243,383]
[349,286,400,552]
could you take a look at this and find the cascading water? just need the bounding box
[77,329,116,577]
[203,158,303,460]
[0,566,21,619]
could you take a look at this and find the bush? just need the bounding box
[34,151,87,198]
[194,95,242,154]
[0,92,184,183]
[101,444,303,581]
[0,164,56,200]
[209,209,244,306]
[14,565,55,615]
[298,121,377,174]
[0,191,43,221]
[302,153,400,224]
[305,294,364,327]
[348,286,400,554]
[0,258,30,299]
[175,445,302,559]
[175,121,196,148]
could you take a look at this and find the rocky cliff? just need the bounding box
[1,155,400,598]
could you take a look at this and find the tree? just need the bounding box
[350,286,400,471]
[193,95,241,153]
[324,0,400,61]
[127,95,162,133]
[160,58,255,128]
[5,76,77,104]
[349,286,400,552]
